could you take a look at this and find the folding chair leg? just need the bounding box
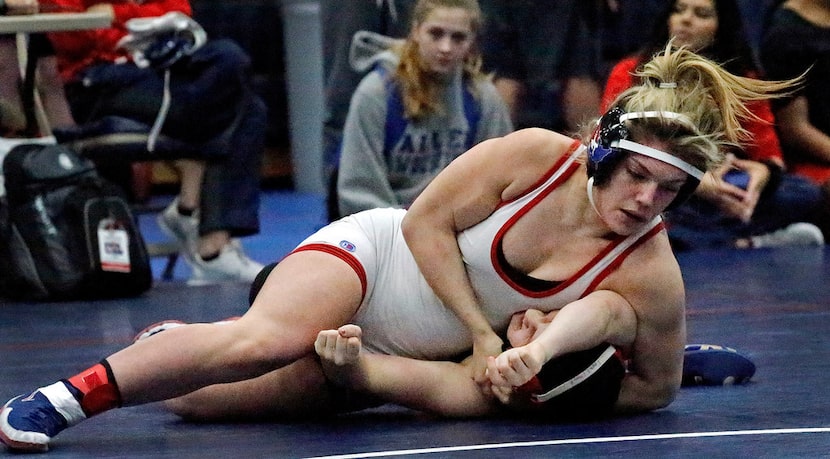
[162,252,178,281]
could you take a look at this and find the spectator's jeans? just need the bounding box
[66,39,266,237]
[666,173,824,250]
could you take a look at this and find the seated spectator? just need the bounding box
[761,1,830,190]
[45,0,267,284]
[603,0,826,249]
[478,0,603,134]
[321,0,417,220]
[335,0,513,218]
[1,0,75,135]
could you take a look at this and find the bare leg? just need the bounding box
[35,55,75,129]
[174,159,204,210]
[197,230,232,257]
[493,78,523,127]
[0,39,22,105]
[0,40,75,132]
[164,356,341,421]
[562,76,601,134]
[171,158,232,256]
[0,250,366,452]
[0,38,26,133]
[107,250,363,405]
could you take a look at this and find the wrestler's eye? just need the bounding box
[660,182,684,193]
[626,167,648,182]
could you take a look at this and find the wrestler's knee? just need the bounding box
[163,393,214,420]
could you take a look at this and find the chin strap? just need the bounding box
[586,177,603,220]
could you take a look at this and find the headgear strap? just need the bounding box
[606,110,704,179]
[619,111,697,134]
[532,345,618,403]
[614,139,704,180]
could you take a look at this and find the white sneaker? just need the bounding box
[749,222,825,248]
[188,243,264,286]
[157,198,199,262]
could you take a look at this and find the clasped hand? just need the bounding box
[314,325,364,388]
[468,331,503,397]
[485,341,546,404]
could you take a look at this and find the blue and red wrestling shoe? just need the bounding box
[0,382,86,452]
[682,344,756,386]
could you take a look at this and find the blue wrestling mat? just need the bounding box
[1,190,829,457]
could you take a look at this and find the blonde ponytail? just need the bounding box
[606,43,803,173]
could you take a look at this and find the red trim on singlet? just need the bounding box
[490,142,623,299]
[579,221,666,298]
[290,244,368,301]
[487,140,664,299]
[495,139,583,210]
[492,228,632,299]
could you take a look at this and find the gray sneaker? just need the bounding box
[157,198,199,262]
[188,243,264,286]
[750,222,825,248]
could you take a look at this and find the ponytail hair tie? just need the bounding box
[659,82,678,89]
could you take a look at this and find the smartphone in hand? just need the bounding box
[722,169,749,190]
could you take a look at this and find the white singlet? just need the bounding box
[293,143,663,360]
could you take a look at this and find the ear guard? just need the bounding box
[587,107,704,210]
[587,107,630,182]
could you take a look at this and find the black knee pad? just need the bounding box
[248,262,278,305]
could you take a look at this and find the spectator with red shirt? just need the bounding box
[45,0,267,284]
[602,0,827,249]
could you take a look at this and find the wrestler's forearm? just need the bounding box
[325,353,497,417]
[534,291,638,362]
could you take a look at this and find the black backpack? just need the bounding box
[0,143,152,301]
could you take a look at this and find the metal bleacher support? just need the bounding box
[279,0,325,194]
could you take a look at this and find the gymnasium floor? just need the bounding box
[1,190,829,458]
